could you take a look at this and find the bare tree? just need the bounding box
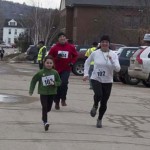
[25,0,60,45]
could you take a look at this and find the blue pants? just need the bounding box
[54,71,70,104]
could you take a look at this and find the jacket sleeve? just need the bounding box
[54,71,61,86]
[84,53,94,76]
[29,72,40,94]
[71,45,78,64]
[110,53,121,72]
[48,47,55,58]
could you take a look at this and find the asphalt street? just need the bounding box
[0,61,150,150]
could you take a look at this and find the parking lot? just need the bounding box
[0,62,150,150]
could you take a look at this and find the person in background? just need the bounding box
[37,41,47,69]
[29,55,61,131]
[83,35,120,128]
[0,47,5,60]
[85,42,98,89]
[48,32,78,110]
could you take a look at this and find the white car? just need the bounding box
[0,43,12,48]
[128,46,150,87]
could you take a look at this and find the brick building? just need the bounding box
[59,0,150,46]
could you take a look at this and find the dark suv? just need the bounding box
[72,43,125,76]
[116,47,140,85]
[26,45,51,63]
[26,45,39,63]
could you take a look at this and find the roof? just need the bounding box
[64,0,148,8]
[3,19,26,28]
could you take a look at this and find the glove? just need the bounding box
[57,53,63,58]
[69,63,73,67]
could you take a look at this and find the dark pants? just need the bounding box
[91,79,112,120]
[54,71,70,104]
[0,53,4,60]
[38,61,43,69]
[89,65,94,88]
[40,95,54,123]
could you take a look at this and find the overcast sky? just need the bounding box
[5,0,61,8]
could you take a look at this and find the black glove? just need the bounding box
[57,53,63,58]
[69,63,73,67]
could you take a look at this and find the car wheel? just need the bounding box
[124,73,140,85]
[72,60,84,76]
[119,76,127,84]
[142,80,150,87]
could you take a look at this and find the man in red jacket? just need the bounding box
[48,32,78,110]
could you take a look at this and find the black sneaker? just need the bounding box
[44,123,49,131]
[90,107,97,117]
[96,119,102,128]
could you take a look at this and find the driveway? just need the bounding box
[0,61,149,150]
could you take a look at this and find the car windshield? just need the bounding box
[120,48,138,58]
[117,47,124,55]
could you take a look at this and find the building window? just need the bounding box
[15,29,17,35]
[124,16,140,29]
[10,22,15,26]
[8,38,11,44]
[9,29,11,34]
[74,17,77,27]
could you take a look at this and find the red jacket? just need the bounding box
[48,42,78,73]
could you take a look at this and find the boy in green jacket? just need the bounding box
[29,55,61,131]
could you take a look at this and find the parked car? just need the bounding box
[26,45,51,63]
[115,47,140,85]
[26,45,39,63]
[128,46,150,87]
[72,43,125,76]
[0,43,12,48]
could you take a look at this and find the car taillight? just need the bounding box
[136,49,145,64]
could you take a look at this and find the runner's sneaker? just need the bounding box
[61,100,67,106]
[44,123,49,131]
[96,119,102,128]
[90,106,97,117]
[55,103,60,110]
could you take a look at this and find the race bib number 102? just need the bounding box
[96,68,107,77]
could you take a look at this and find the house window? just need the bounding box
[8,38,11,44]
[9,29,11,34]
[10,22,15,26]
[15,29,17,35]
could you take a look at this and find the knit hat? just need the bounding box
[100,35,110,43]
[57,32,66,38]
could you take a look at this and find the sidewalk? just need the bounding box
[0,62,150,150]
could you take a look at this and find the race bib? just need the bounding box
[42,75,55,86]
[96,68,107,77]
[58,51,69,58]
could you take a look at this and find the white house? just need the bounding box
[3,19,26,45]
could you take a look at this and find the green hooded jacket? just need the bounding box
[29,68,61,95]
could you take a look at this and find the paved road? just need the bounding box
[0,62,150,150]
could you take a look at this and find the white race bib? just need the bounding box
[42,75,55,86]
[96,68,108,77]
[58,51,69,58]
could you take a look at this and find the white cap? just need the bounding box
[143,34,150,41]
